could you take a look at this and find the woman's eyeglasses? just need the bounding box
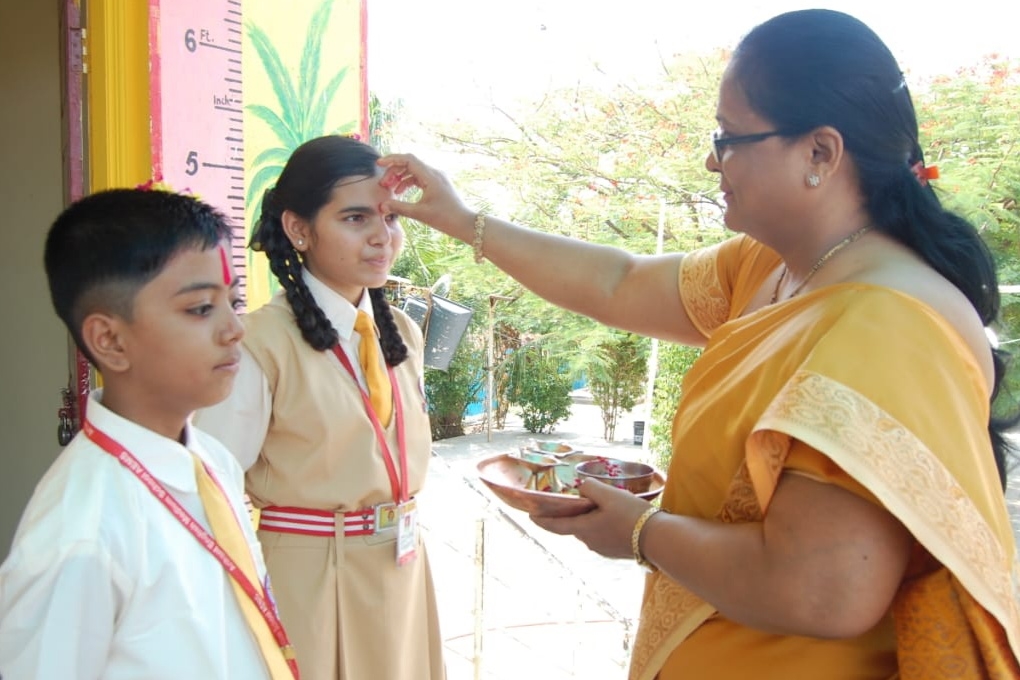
[710,129,791,163]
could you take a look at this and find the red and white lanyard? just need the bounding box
[330,344,409,504]
[82,418,300,679]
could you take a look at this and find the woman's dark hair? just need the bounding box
[251,135,408,366]
[732,9,1017,487]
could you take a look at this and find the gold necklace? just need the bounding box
[770,226,872,304]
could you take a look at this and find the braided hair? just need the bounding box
[732,9,1018,488]
[250,135,408,366]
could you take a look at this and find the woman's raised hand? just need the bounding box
[378,153,475,242]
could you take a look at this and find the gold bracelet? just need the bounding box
[473,212,486,264]
[631,506,661,572]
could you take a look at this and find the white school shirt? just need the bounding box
[0,390,272,680]
[195,269,378,470]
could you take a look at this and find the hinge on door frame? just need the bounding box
[69,26,87,75]
[58,387,76,446]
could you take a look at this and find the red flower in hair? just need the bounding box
[911,161,940,187]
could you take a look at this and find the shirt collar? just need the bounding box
[301,268,375,341]
[86,389,215,492]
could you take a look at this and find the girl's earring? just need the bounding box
[806,174,821,188]
[296,239,304,247]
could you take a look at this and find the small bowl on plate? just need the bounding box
[530,440,580,456]
[575,457,656,494]
[515,447,596,480]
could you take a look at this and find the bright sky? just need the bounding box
[368,0,1018,122]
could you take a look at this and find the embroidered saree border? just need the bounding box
[628,587,716,680]
[748,370,1020,660]
[628,454,764,679]
[678,243,730,337]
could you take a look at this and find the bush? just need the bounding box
[507,348,574,434]
[424,337,484,440]
[649,343,701,472]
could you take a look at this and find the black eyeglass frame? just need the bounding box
[710,129,796,163]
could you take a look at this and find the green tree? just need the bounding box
[649,344,701,471]
[506,345,574,434]
[422,334,484,440]
[913,57,1020,401]
[586,332,649,442]
[390,52,1020,449]
[405,52,734,445]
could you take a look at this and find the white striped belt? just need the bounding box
[258,504,399,537]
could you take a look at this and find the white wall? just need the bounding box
[0,0,70,557]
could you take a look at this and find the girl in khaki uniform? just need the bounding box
[196,135,445,680]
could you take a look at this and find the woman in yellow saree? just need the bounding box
[378,8,1020,678]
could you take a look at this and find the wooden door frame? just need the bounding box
[60,0,88,432]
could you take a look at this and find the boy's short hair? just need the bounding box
[44,188,232,365]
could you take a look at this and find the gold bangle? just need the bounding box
[631,506,661,572]
[473,212,486,264]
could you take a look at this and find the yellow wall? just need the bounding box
[86,0,151,190]
[243,0,365,309]
[0,2,71,556]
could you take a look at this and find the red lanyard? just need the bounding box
[82,418,300,679]
[330,344,409,504]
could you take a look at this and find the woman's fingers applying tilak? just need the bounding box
[378,153,426,195]
[377,153,472,236]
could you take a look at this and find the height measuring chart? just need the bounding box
[150,0,248,301]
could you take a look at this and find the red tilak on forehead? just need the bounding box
[217,245,231,285]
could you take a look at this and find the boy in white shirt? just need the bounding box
[0,188,297,680]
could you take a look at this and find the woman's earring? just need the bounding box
[296,239,304,247]
[806,174,821,188]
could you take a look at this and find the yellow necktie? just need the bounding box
[354,310,393,426]
[192,455,295,679]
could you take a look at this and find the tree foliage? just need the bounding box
[587,332,649,442]
[397,53,735,424]
[384,51,1020,451]
[505,346,574,434]
[913,57,1020,399]
[422,334,484,440]
[649,344,701,471]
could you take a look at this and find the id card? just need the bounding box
[376,502,398,531]
[395,498,418,566]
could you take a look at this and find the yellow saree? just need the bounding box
[629,235,1020,680]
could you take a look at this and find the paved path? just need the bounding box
[421,402,649,680]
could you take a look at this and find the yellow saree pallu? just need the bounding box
[628,236,1020,680]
